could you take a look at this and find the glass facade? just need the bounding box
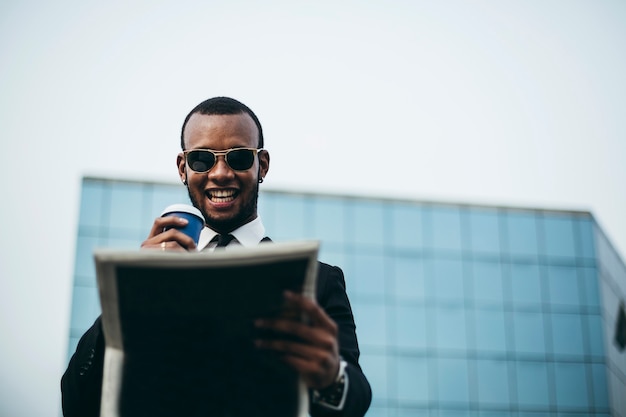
[68,177,626,417]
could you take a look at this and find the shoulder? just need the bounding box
[315,261,348,306]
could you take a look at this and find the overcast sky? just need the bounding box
[1,1,625,415]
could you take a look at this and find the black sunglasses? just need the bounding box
[184,148,263,173]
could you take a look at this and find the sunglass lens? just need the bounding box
[227,149,255,170]
[187,150,215,172]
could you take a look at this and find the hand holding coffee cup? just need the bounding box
[160,204,205,245]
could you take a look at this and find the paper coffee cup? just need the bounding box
[161,204,204,244]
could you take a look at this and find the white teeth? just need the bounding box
[208,189,236,202]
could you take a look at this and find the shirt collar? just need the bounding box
[197,216,266,250]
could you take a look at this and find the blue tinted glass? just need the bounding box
[475,359,510,405]
[257,192,276,232]
[74,235,101,285]
[394,305,427,349]
[433,307,467,351]
[108,182,145,231]
[509,263,542,307]
[428,206,462,251]
[395,356,429,403]
[590,363,609,408]
[393,256,425,300]
[471,261,504,306]
[70,286,100,332]
[553,362,589,408]
[353,253,385,299]
[351,200,385,247]
[270,194,307,240]
[550,313,584,357]
[576,217,596,259]
[467,208,501,255]
[360,353,388,401]
[546,265,580,307]
[542,214,576,259]
[105,236,142,249]
[428,258,465,303]
[513,312,546,355]
[397,409,429,417]
[79,180,106,229]
[352,302,387,348]
[437,358,469,403]
[515,361,550,407]
[581,267,600,308]
[473,308,507,353]
[311,197,345,244]
[585,314,605,357]
[505,212,539,258]
[391,203,424,250]
[149,185,188,218]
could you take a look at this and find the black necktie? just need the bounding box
[214,233,235,248]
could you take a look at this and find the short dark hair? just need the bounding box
[180,96,264,150]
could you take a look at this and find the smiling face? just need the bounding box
[177,112,270,234]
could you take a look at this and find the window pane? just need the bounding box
[542,215,576,259]
[546,265,580,307]
[576,217,595,259]
[392,203,424,250]
[581,267,600,308]
[395,356,429,403]
[108,182,145,232]
[74,235,101,285]
[79,180,106,229]
[352,302,387,348]
[428,258,465,303]
[353,253,385,299]
[509,263,542,307]
[70,286,100,333]
[516,361,550,407]
[476,359,510,405]
[437,358,469,404]
[360,353,388,401]
[473,308,507,353]
[505,212,539,258]
[586,314,605,357]
[270,194,306,240]
[149,185,188,218]
[394,305,427,349]
[433,307,467,351]
[351,200,385,248]
[429,206,462,251]
[471,261,504,306]
[311,197,345,244]
[590,363,609,408]
[467,209,501,255]
[554,362,589,408]
[392,256,425,301]
[550,313,584,357]
[513,312,546,355]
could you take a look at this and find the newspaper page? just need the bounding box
[95,240,319,417]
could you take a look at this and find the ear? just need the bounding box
[258,150,270,180]
[177,153,187,185]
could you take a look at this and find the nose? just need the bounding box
[207,155,235,181]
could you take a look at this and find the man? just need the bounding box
[61,97,372,416]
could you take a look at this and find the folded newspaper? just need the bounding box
[95,240,320,417]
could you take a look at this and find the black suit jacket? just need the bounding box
[61,261,372,417]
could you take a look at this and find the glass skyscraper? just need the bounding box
[68,176,626,417]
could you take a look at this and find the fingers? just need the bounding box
[255,292,340,389]
[283,291,338,335]
[140,216,197,251]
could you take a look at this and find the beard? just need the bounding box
[187,182,259,234]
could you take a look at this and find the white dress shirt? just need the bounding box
[197,216,266,251]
